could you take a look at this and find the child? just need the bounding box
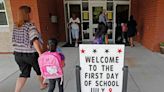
[38,38,65,92]
[48,39,64,92]
[93,23,108,44]
[121,21,129,45]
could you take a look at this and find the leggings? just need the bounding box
[48,78,64,92]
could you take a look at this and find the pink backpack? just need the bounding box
[38,51,63,79]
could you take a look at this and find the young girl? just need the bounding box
[47,38,65,92]
[121,21,128,44]
[93,23,108,44]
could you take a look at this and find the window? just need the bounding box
[0,0,8,26]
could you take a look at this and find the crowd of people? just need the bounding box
[95,9,137,47]
[115,15,137,47]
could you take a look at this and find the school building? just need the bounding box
[0,0,163,53]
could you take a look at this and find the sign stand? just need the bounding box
[76,65,81,92]
[76,65,128,92]
[122,66,128,92]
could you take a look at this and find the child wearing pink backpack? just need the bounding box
[38,38,65,92]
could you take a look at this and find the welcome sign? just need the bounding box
[79,44,125,92]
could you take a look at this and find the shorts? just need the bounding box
[71,28,79,39]
[14,52,41,78]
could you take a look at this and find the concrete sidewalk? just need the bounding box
[126,44,164,92]
[0,54,18,82]
[0,44,164,92]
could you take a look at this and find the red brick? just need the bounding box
[10,0,66,51]
[131,0,164,52]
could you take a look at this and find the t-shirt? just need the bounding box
[69,18,80,29]
[99,14,108,25]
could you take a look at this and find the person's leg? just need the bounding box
[30,53,47,89]
[15,77,27,92]
[37,76,47,89]
[14,53,31,92]
[122,32,125,43]
[57,78,64,92]
[124,32,129,44]
[130,37,134,47]
[48,79,56,92]
[71,29,76,40]
[75,29,79,47]
[75,39,78,47]
[124,33,127,44]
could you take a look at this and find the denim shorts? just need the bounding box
[71,28,79,39]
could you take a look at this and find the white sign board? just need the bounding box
[79,44,125,92]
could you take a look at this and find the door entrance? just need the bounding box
[64,0,130,43]
[69,4,82,42]
[114,3,130,43]
[89,2,106,41]
[66,4,82,44]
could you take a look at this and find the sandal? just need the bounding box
[40,83,48,90]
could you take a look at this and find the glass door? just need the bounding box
[89,2,106,41]
[65,1,82,44]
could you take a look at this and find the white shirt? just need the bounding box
[69,18,80,29]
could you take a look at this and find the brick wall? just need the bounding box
[10,0,66,51]
[37,0,65,50]
[10,0,40,31]
[154,0,164,51]
[131,0,164,52]
[37,0,58,50]
[56,0,66,41]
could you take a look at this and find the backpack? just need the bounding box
[121,23,128,32]
[93,37,103,44]
[93,35,109,44]
[38,51,63,79]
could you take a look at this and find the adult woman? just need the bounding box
[12,6,46,92]
[69,13,80,47]
[128,15,137,47]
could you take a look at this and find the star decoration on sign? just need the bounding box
[93,49,97,53]
[105,49,109,53]
[81,49,85,53]
[118,49,122,53]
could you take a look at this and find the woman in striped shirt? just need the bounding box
[12,6,46,92]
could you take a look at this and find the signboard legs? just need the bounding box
[76,66,128,92]
[76,65,81,92]
[122,66,128,92]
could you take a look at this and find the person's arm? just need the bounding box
[69,18,73,25]
[33,39,42,56]
[99,15,102,23]
[68,18,73,29]
[29,24,43,55]
[75,18,80,27]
